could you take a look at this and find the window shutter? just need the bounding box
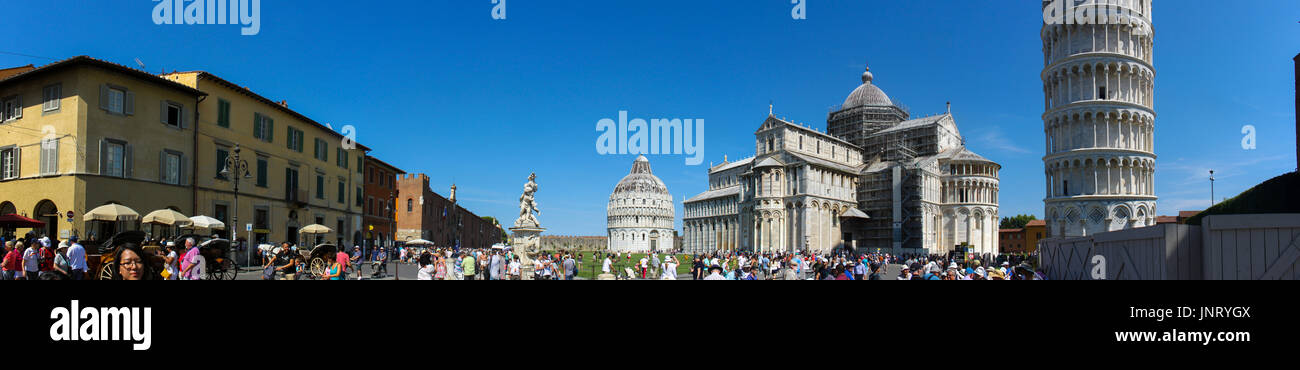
[124,91,135,115]
[183,105,191,128]
[12,96,20,119]
[253,113,263,139]
[161,101,168,124]
[180,154,189,186]
[99,85,110,111]
[159,151,166,182]
[45,140,58,175]
[124,145,134,178]
[98,140,106,175]
[266,118,274,143]
[12,146,20,178]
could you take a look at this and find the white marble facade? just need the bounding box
[1041,0,1157,237]
[607,156,675,253]
[686,66,1001,255]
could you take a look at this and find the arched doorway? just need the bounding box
[33,200,58,239]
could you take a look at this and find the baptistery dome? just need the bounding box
[607,155,676,253]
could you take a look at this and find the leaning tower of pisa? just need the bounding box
[1041,0,1157,237]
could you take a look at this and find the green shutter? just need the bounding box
[253,113,263,139]
[216,149,229,180]
[266,118,274,143]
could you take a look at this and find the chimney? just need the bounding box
[450,184,458,203]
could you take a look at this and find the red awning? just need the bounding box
[0,214,46,229]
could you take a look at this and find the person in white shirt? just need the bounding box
[417,259,435,280]
[602,256,612,274]
[638,257,649,279]
[163,242,179,280]
[508,258,521,280]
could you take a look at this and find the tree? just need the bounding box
[999,214,1038,229]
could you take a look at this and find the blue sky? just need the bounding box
[2,0,1296,235]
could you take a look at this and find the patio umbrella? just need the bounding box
[405,239,435,246]
[142,209,192,227]
[84,204,140,222]
[300,224,332,234]
[0,214,46,229]
[189,216,226,230]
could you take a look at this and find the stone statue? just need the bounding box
[515,172,541,228]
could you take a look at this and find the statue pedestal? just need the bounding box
[510,226,545,280]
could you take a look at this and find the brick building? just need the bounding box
[395,173,501,250]
[362,156,404,250]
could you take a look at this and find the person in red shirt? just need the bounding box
[335,248,350,280]
[37,242,56,279]
[1,241,20,280]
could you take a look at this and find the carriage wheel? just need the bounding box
[310,258,326,277]
[99,262,115,280]
[222,259,238,280]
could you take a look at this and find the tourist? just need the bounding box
[691,257,705,280]
[66,236,86,280]
[563,253,576,281]
[336,247,351,280]
[507,256,520,280]
[601,254,612,276]
[45,241,69,280]
[703,265,726,280]
[178,238,199,280]
[276,244,297,280]
[490,251,503,281]
[3,241,21,280]
[650,253,660,279]
[897,266,911,280]
[350,247,364,280]
[111,243,159,281]
[638,255,648,279]
[461,252,476,281]
[36,238,56,280]
[162,242,179,280]
[661,255,677,280]
[416,253,434,280]
[22,239,39,280]
[262,246,278,280]
[372,247,388,277]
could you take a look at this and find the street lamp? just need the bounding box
[387,192,397,280]
[1209,170,1216,208]
[221,144,253,269]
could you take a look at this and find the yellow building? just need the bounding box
[160,71,368,249]
[0,56,370,255]
[0,56,206,242]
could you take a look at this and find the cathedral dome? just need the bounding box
[842,66,894,108]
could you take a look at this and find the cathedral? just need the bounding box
[683,66,1000,255]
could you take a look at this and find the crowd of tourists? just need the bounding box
[679,249,1044,280]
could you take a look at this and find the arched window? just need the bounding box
[406,199,413,212]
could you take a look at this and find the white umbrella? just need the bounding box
[142,209,192,227]
[84,204,140,222]
[300,224,332,235]
[189,215,226,230]
[404,239,435,246]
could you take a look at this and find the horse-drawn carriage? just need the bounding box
[256,243,340,279]
[93,233,238,280]
[304,244,340,278]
